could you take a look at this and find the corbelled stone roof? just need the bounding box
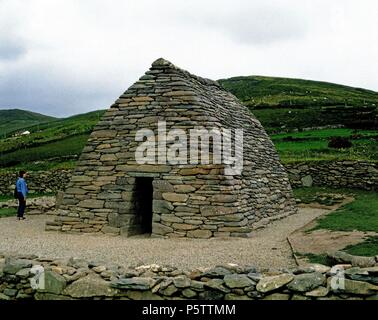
[47,58,297,238]
[151,57,222,87]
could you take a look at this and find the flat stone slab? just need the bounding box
[64,274,118,298]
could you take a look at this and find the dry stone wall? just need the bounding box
[1,253,378,300]
[286,161,377,190]
[1,160,375,200]
[0,196,55,214]
[46,58,296,238]
[0,170,71,195]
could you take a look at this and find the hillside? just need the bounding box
[218,76,378,132]
[0,109,57,137]
[0,109,105,168]
[1,75,378,170]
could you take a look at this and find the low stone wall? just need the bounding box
[285,161,377,190]
[0,196,56,214]
[1,253,377,300]
[0,170,72,196]
[0,160,376,198]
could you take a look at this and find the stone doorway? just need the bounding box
[134,177,153,234]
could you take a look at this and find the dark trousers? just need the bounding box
[17,192,26,217]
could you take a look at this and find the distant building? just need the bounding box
[13,130,31,137]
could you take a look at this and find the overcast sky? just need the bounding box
[0,0,377,117]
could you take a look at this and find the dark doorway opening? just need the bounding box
[135,177,153,234]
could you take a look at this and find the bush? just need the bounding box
[328,136,352,149]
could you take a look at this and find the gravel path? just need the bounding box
[0,207,328,270]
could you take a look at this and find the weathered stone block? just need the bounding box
[256,274,294,293]
[224,274,255,288]
[172,223,198,231]
[152,223,173,235]
[162,193,188,203]
[100,154,118,161]
[305,286,329,297]
[173,185,196,193]
[40,271,67,295]
[301,175,313,187]
[218,226,251,233]
[64,274,117,297]
[71,176,92,182]
[160,214,183,223]
[126,290,163,300]
[179,168,209,176]
[111,277,157,290]
[3,259,33,275]
[91,130,117,138]
[117,165,171,173]
[200,206,238,217]
[262,293,290,300]
[153,200,174,214]
[211,195,237,203]
[102,226,120,235]
[108,213,135,227]
[173,276,191,288]
[287,272,325,292]
[65,188,87,195]
[78,200,104,209]
[338,279,378,295]
[187,229,212,239]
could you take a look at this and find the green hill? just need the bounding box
[0,109,57,137]
[0,109,105,169]
[218,76,378,132]
[1,75,378,170]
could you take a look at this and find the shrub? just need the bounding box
[328,136,352,149]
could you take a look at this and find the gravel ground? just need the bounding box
[0,207,327,270]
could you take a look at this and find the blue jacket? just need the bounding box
[16,178,29,198]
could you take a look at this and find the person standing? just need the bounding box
[16,170,28,220]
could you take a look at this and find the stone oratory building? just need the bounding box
[46,58,297,238]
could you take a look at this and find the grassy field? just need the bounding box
[1,74,378,170]
[342,237,378,256]
[0,134,89,168]
[0,110,104,154]
[272,128,378,163]
[295,253,329,265]
[219,75,378,131]
[0,207,17,218]
[293,186,347,206]
[0,129,378,171]
[0,109,57,138]
[0,160,77,173]
[0,191,54,218]
[271,128,378,140]
[1,127,377,171]
[294,187,378,258]
[0,109,105,171]
[219,75,378,107]
[0,192,54,203]
[0,194,14,202]
[310,190,378,234]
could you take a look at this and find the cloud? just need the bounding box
[0,63,121,117]
[0,35,26,61]
[0,0,377,117]
[180,2,309,45]
[0,1,27,61]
